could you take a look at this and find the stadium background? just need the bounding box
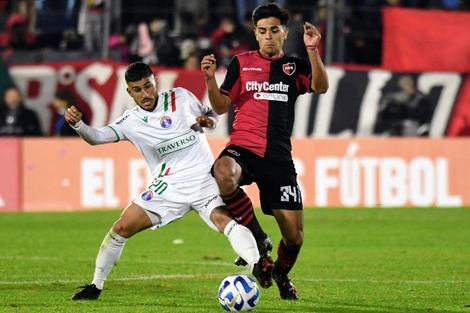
[1,2,470,212]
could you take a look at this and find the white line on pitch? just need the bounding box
[0,276,468,286]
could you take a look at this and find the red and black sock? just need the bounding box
[273,240,300,277]
[222,188,267,245]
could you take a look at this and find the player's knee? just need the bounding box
[112,219,134,238]
[213,158,239,194]
[210,206,233,232]
[284,232,304,248]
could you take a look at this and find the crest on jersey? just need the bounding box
[160,116,172,128]
[141,190,154,201]
[282,62,296,76]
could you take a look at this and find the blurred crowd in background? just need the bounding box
[0,0,468,138]
[0,0,468,67]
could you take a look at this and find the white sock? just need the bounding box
[224,220,260,272]
[91,229,128,290]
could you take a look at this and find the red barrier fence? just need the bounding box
[1,137,468,212]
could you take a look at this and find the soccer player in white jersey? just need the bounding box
[68,62,261,300]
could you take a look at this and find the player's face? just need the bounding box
[126,75,159,112]
[254,17,288,58]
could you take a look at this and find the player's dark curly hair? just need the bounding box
[125,62,154,82]
[252,2,290,27]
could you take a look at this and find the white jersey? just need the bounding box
[73,87,219,183]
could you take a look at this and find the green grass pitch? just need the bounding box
[0,208,469,312]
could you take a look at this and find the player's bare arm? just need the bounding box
[65,105,82,126]
[304,22,329,94]
[201,54,232,115]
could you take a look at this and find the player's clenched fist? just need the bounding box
[65,105,82,126]
[201,54,217,79]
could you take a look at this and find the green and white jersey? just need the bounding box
[73,87,219,183]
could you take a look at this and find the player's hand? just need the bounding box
[195,115,214,128]
[201,54,217,79]
[65,105,83,126]
[303,22,321,47]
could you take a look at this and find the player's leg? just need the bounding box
[191,173,260,272]
[213,149,275,288]
[209,206,260,271]
[271,209,304,300]
[256,158,302,296]
[192,172,269,286]
[71,202,153,300]
[213,154,271,257]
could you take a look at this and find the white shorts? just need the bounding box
[132,172,225,231]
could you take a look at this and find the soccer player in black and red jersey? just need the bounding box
[201,3,328,300]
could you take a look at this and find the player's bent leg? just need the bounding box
[214,157,271,262]
[210,206,273,288]
[235,237,273,267]
[209,205,234,233]
[71,203,153,300]
[226,188,271,267]
[112,202,154,238]
[210,207,260,270]
[271,209,304,300]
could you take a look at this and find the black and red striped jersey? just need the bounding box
[220,50,312,160]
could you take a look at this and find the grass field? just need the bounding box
[1,208,469,313]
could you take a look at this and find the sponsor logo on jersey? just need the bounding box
[203,195,219,209]
[160,116,172,128]
[141,189,154,201]
[254,92,288,102]
[246,81,290,102]
[155,130,198,157]
[242,67,262,71]
[116,114,130,125]
[246,81,289,92]
[282,62,296,76]
[227,149,240,156]
[142,116,148,123]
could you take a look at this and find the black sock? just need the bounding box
[273,240,301,277]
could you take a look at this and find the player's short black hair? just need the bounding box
[252,2,290,27]
[125,62,154,83]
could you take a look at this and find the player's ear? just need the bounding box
[126,87,132,97]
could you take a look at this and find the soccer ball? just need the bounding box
[217,274,260,312]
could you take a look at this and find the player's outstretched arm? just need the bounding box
[65,105,119,146]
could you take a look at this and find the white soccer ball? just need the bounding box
[217,274,260,312]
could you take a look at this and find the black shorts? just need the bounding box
[216,145,303,215]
